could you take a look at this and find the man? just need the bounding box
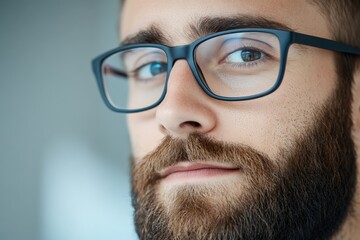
[92,0,360,239]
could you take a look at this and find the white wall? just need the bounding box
[0,1,137,239]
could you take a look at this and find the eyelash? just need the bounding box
[228,58,266,69]
[220,45,272,67]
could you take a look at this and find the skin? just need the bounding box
[121,0,360,238]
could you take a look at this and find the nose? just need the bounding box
[156,60,217,138]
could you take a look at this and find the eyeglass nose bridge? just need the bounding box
[166,44,211,99]
[152,44,199,114]
[169,45,192,65]
[167,44,201,82]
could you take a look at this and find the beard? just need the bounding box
[131,80,356,239]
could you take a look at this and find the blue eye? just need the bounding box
[136,62,167,80]
[225,49,264,63]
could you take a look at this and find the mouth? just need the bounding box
[159,162,240,183]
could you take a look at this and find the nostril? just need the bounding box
[180,121,201,128]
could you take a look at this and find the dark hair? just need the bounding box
[309,0,360,88]
[310,0,360,48]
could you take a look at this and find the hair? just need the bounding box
[309,0,360,88]
[310,0,360,49]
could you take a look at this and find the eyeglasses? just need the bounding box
[92,28,360,113]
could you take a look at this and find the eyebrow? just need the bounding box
[120,15,295,46]
[121,25,168,45]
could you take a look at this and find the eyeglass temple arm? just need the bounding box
[291,32,360,55]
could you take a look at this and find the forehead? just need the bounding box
[121,0,330,45]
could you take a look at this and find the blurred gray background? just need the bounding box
[0,0,137,239]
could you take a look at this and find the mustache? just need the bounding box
[132,133,277,192]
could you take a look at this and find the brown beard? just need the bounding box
[131,79,356,239]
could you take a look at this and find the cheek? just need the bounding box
[212,98,316,161]
[274,50,336,129]
[127,112,164,159]
[352,68,360,146]
[230,48,338,157]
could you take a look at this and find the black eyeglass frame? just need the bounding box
[92,28,360,113]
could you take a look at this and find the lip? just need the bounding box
[159,162,240,181]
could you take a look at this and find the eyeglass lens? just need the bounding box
[101,32,281,111]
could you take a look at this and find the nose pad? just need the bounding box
[156,60,217,138]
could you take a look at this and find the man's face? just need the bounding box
[121,0,356,239]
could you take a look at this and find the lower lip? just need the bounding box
[163,168,240,182]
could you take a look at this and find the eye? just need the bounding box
[225,49,264,63]
[135,61,167,80]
